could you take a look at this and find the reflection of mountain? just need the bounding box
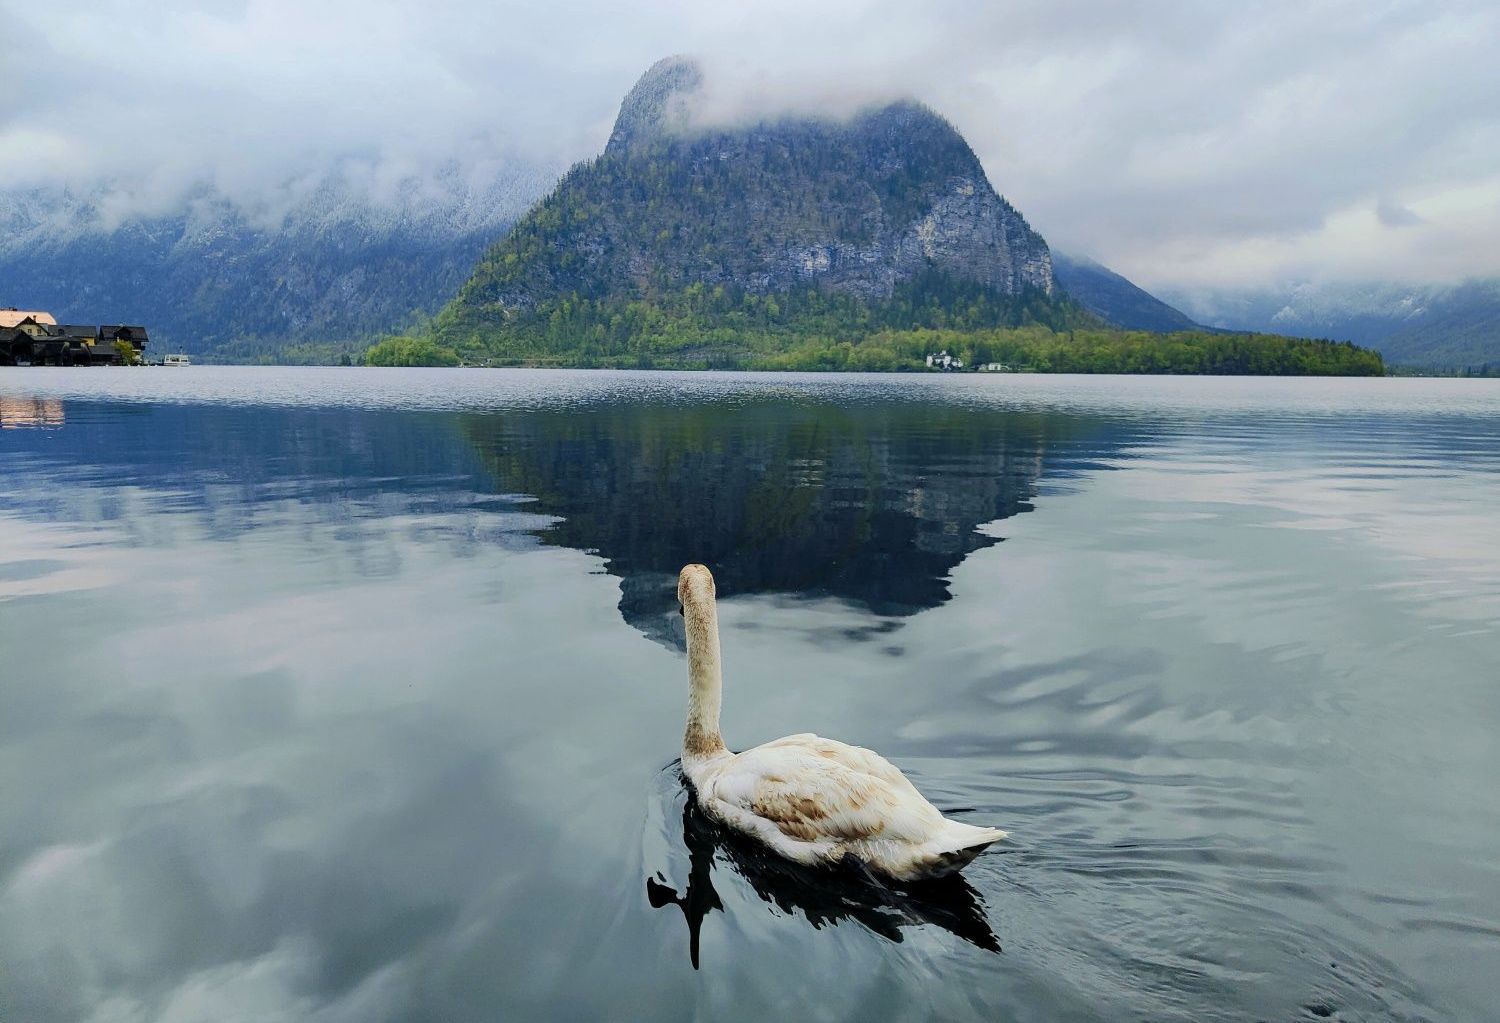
[462,399,1103,645]
[4,388,1127,647]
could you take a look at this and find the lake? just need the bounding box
[2,368,1498,1022]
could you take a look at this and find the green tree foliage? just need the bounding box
[834,327,1386,376]
[1389,362,1500,378]
[362,335,463,367]
[433,273,1085,366]
[424,277,1383,376]
[201,340,365,365]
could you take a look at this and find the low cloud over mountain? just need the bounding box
[4,1,1498,289]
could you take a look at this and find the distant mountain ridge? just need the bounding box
[1159,279,1500,368]
[1051,252,1202,333]
[0,54,1424,371]
[0,162,550,360]
[432,56,1078,363]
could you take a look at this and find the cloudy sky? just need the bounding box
[2,0,1497,287]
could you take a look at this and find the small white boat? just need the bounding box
[162,353,191,367]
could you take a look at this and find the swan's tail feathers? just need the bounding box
[925,821,1008,876]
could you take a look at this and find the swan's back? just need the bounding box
[690,733,1006,881]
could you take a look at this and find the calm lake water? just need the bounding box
[2,368,1498,1022]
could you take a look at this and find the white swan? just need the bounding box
[676,563,1007,882]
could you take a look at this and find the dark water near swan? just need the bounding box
[2,368,1498,1022]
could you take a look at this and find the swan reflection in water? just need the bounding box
[646,766,1000,968]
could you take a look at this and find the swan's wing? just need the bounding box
[760,734,920,793]
[708,735,943,846]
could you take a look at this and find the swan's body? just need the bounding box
[676,564,1006,882]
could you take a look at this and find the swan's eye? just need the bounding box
[678,604,685,617]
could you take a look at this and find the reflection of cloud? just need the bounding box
[4,837,413,1023]
[0,517,124,601]
[1107,438,1500,633]
[0,699,532,1022]
[153,939,408,1023]
[0,428,681,1020]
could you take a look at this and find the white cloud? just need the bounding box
[1,0,1496,285]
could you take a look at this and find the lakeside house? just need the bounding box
[925,350,964,371]
[0,309,149,366]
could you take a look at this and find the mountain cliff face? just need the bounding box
[435,57,1067,360]
[596,57,1056,301]
[0,164,547,360]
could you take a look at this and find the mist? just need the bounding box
[2,0,1496,287]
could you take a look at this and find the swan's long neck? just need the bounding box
[683,596,727,759]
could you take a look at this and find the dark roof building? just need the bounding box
[1,312,149,365]
[100,325,149,342]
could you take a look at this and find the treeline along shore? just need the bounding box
[364,323,1385,376]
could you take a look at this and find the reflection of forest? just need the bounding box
[463,401,1105,646]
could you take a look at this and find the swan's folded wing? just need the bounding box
[759,733,923,794]
[711,739,942,845]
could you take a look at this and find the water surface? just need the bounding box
[3,369,1498,1021]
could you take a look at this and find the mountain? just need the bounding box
[1158,279,1500,369]
[1051,252,1201,332]
[431,56,1078,366]
[0,163,550,360]
[1376,280,1500,368]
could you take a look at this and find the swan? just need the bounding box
[675,563,1007,882]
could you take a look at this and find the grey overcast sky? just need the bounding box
[2,0,1497,288]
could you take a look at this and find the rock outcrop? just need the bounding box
[606,55,705,151]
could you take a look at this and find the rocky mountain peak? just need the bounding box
[458,57,1055,312]
[432,57,1073,363]
[606,55,705,152]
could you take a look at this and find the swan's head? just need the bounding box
[677,563,716,617]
